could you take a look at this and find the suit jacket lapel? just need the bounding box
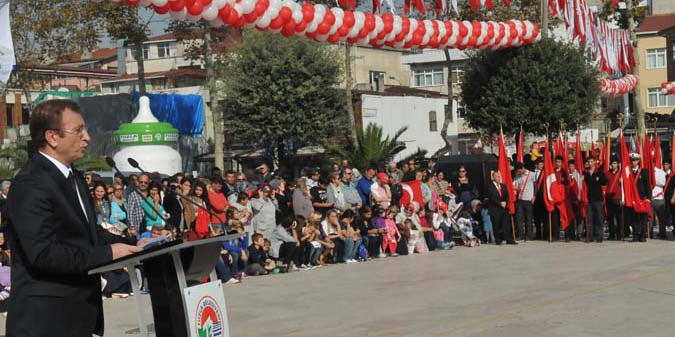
[35,154,96,244]
[73,168,97,245]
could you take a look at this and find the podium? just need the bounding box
[89,234,245,337]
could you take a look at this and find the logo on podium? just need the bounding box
[186,281,229,337]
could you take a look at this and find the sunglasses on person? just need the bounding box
[459,170,466,173]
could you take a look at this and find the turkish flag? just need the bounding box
[654,131,662,169]
[498,129,516,215]
[516,129,524,164]
[400,180,424,209]
[642,133,655,190]
[543,136,557,213]
[620,129,634,208]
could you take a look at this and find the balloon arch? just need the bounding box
[98,0,540,50]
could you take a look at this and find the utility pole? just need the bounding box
[541,0,549,38]
[626,0,645,143]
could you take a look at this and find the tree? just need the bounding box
[416,1,542,156]
[8,0,103,104]
[168,20,241,171]
[326,123,407,170]
[220,30,348,169]
[97,3,152,95]
[461,37,600,136]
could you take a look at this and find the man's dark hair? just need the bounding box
[211,175,224,184]
[513,162,524,170]
[555,155,564,162]
[568,160,575,165]
[29,99,81,149]
[225,170,235,176]
[586,156,596,162]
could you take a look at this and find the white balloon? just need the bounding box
[314,4,326,16]
[524,21,534,40]
[461,21,472,46]
[316,33,329,42]
[476,22,488,45]
[202,5,219,21]
[257,12,272,28]
[266,5,281,20]
[240,0,255,14]
[153,0,168,7]
[170,8,187,20]
[292,10,303,24]
[139,0,153,7]
[212,0,228,9]
[330,17,343,36]
[333,8,344,18]
[269,0,282,13]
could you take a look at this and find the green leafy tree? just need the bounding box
[221,30,348,169]
[327,123,407,170]
[461,37,600,136]
[8,0,103,104]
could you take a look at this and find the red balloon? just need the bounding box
[219,4,232,21]
[234,17,246,28]
[255,0,269,16]
[338,25,350,36]
[364,14,375,32]
[412,32,423,45]
[306,31,317,39]
[358,29,369,39]
[317,22,331,35]
[295,21,308,33]
[468,36,477,46]
[201,0,212,5]
[284,18,296,31]
[323,10,336,25]
[347,37,359,44]
[302,2,315,23]
[328,34,341,43]
[125,0,140,6]
[343,11,355,28]
[458,21,468,38]
[270,16,284,30]
[279,7,292,22]
[154,4,171,14]
[244,12,258,23]
[187,1,204,15]
[169,0,185,11]
[472,21,481,37]
[508,22,518,38]
[226,8,239,25]
[282,27,295,37]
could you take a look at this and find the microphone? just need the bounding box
[126,157,227,226]
[105,156,128,185]
[105,157,165,237]
[127,158,142,172]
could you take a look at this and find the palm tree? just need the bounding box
[327,123,408,170]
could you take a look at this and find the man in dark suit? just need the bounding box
[487,171,516,245]
[6,99,143,337]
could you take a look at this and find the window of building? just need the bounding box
[648,88,675,107]
[413,68,443,87]
[142,45,150,60]
[444,104,453,123]
[157,42,174,58]
[369,71,385,91]
[450,65,464,84]
[456,101,466,118]
[429,110,438,131]
[646,48,666,69]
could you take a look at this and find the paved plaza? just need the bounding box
[3,240,675,337]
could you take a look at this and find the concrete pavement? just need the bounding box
[2,240,675,337]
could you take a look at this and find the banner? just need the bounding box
[0,0,15,88]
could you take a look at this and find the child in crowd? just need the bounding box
[224,220,249,277]
[457,210,480,247]
[245,234,277,276]
[307,212,334,266]
[382,206,401,256]
[480,200,495,244]
[404,219,428,254]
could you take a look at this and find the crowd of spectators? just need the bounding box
[0,158,493,302]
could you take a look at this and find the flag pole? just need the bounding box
[549,211,552,242]
[511,215,516,242]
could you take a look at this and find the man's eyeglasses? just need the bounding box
[138,181,150,185]
[408,162,415,165]
[52,126,88,138]
[459,170,466,173]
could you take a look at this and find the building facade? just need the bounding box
[636,14,675,115]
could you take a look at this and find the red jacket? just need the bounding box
[208,189,229,224]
